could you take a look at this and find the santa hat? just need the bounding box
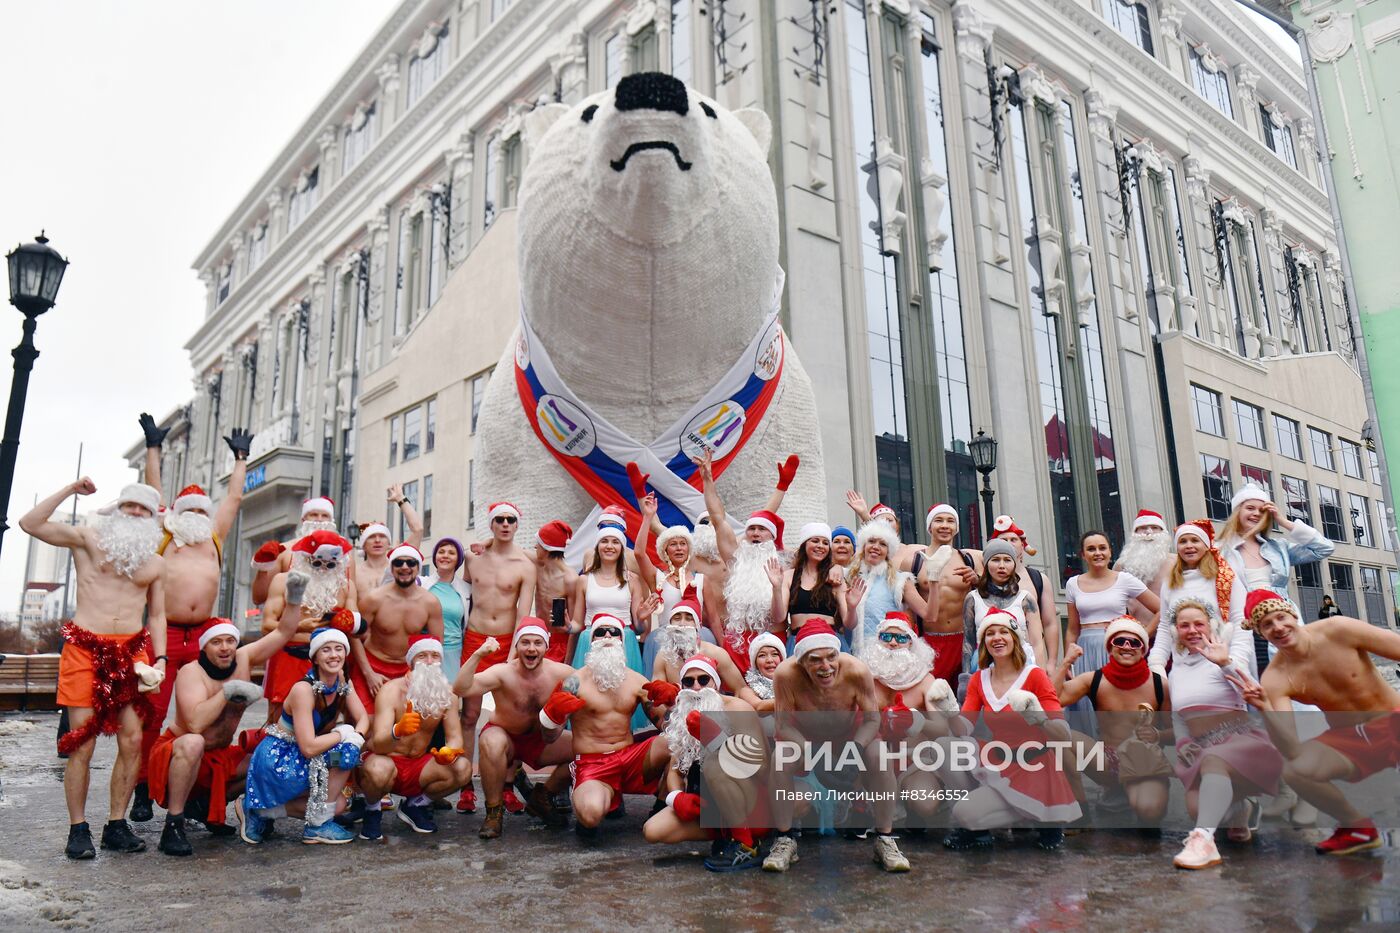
[172,484,213,515]
[301,496,335,519]
[1175,520,1215,547]
[793,619,841,659]
[748,631,787,668]
[291,530,352,561]
[360,522,392,544]
[1104,616,1150,645]
[198,620,241,650]
[926,503,958,531]
[535,520,573,552]
[513,617,551,649]
[597,505,627,529]
[870,503,897,521]
[680,654,720,684]
[855,519,901,559]
[746,510,785,550]
[389,543,423,564]
[309,626,349,656]
[596,525,627,545]
[878,611,917,640]
[590,613,627,634]
[993,514,1026,540]
[1244,589,1298,632]
[1230,484,1270,512]
[668,597,703,625]
[103,483,160,516]
[404,635,443,666]
[487,501,520,522]
[797,522,832,546]
[656,525,693,555]
[1132,509,1166,533]
[976,606,1021,645]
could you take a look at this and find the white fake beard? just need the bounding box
[860,638,933,691]
[164,510,213,548]
[661,624,701,670]
[691,523,719,562]
[723,541,779,634]
[405,661,453,720]
[95,512,162,579]
[585,640,628,693]
[296,519,338,539]
[664,686,724,773]
[1115,531,1171,583]
[291,552,346,616]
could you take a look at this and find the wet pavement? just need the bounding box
[3,707,1400,931]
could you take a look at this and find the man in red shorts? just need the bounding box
[532,521,578,662]
[357,636,471,839]
[352,543,444,708]
[1233,589,1400,855]
[538,614,676,836]
[453,618,577,838]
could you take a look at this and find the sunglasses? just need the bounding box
[1109,636,1145,650]
[391,558,419,568]
[493,515,518,525]
[878,631,912,645]
[309,557,339,570]
[681,674,713,689]
[592,626,622,639]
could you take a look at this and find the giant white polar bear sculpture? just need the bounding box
[474,72,826,555]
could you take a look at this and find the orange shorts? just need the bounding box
[464,628,511,670]
[58,633,150,708]
[263,646,312,703]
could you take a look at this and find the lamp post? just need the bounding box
[346,521,361,549]
[0,234,68,560]
[970,429,999,543]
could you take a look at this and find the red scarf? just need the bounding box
[1101,657,1150,691]
[58,623,153,755]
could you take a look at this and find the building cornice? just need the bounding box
[1183,0,1307,104]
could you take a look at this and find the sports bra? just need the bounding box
[790,582,838,617]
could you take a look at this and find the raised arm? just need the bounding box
[693,450,738,565]
[762,454,799,514]
[214,428,252,538]
[769,564,790,630]
[845,490,873,525]
[633,493,660,594]
[388,483,425,550]
[146,561,168,664]
[138,413,170,494]
[19,479,92,548]
[452,636,506,698]
[244,572,306,663]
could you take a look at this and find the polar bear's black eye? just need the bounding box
[581,104,598,123]
[699,102,717,119]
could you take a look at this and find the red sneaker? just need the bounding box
[456,788,477,814]
[502,788,526,815]
[1315,824,1381,856]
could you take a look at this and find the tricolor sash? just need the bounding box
[515,269,787,557]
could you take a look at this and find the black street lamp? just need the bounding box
[346,522,361,548]
[0,233,68,559]
[970,429,999,542]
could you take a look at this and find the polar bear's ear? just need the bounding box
[524,103,570,154]
[733,108,772,156]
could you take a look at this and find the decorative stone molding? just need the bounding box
[1192,43,1224,75]
[920,158,948,271]
[350,100,373,132]
[1135,138,1165,175]
[1018,63,1060,108]
[1070,241,1094,326]
[551,33,588,103]
[625,0,659,36]
[985,164,1010,265]
[802,75,826,191]
[1158,0,1183,40]
[415,21,447,59]
[1084,88,1118,143]
[377,54,402,96]
[874,136,907,256]
[951,0,992,59]
[1219,196,1248,227]
[869,0,912,14]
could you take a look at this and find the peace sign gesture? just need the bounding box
[1222,667,1268,710]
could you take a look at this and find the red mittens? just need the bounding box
[540,689,586,730]
[643,680,680,707]
[775,455,800,491]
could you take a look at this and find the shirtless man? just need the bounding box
[454,619,577,838]
[352,544,444,708]
[132,416,252,823]
[1055,616,1173,823]
[1232,590,1400,856]
[456,500,536,812]
[643,654,769,872]
[21,479,168,860]
[147,579,304,856]
[532,520,578,662]
[249,495,345,605]
[537,615,675,834]
[651,598,761,706]
[917,504,972,686]
[357,636,472,839]
[353,484,425,594]
[260,531,361,725]
[764,621,910,873]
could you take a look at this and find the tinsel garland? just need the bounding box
[58,623,153,755]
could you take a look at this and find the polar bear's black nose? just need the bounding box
[614,72,689,117]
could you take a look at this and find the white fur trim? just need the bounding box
[1175,523,1210,546]
[794,628,840,659]
[301,496,335,518]
[361,523,392,543]
[1132,511,1165,532]
[1105,617,1150,645]
[115,483,160,516]
[855,519,901,556]
[309,628,349,656]
[656,525,692,553]
[1230,484,1270,511]
[513,620,551,648]
[389,544,423,564]
[748,631,787,668]
[925,503,957,530]
[488,501,521,522]
[680,655,720,683]
[797,521,832,544]
[590,613,627,633]
[198,622,240,650]
[746,514,777,538]
[877,614,918,640]
[405,637,443,666]
[251,557,280,572]
[596,525,627,545]
[173,492,213,515]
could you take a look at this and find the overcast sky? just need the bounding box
[0,0,399,611]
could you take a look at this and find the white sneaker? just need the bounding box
[763,835,799,872]
[1262,785,1298,819]
[1173,828,1222,870]
[873,835,911,873]
[1289,800,1318,827]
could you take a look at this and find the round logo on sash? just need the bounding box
[535,395,595,457]
[680,400,746,461]
[514,330,530,370]
[753,319,783,381]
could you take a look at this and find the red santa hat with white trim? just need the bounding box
[746,510,784,549]
[197,619,241,650]
[172,484,213,515]
[487,501,521,522]
[680,654,720,685]
[1132,509,1166,533]
[291,529,352,561]
[925,503,958,531]
[359,522,392,544]
[513,617,551,649]
[792,620,841,659]
[535,520,573,552]
[301,496,335,519]
[389,543,423,564]
[404,634,443,667]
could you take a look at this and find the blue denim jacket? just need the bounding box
[1220,519,1334,593]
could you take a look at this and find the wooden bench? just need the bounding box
[0,653,61,710]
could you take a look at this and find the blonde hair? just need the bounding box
[1168,547,1219,589]
[978,626,1027,671]
[1166,597,1221,651]
[1219,510,1251,546]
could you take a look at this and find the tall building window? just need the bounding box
[1260,106,1298,169]
[483,136,498,228]
[426,398,437,452]
[248,223,269,271]
[632,22,660,73]
[403,405,422,461]
[1318,484,1345,540]
[920,14,975,542]
[846,0,913,534]
[288,167,320,229]
[605,34,622,88]
[1103,0,1153,55]
[1330,561,1356,616]
[500,135,522,210]
[422,474,434,536]
[1190,46,1234,119]
[399,479,419,539]
[1211,200,1267,357]
[471,372,486,433]
[1283,247,1313,353]
[428,197,446,305]
[1233,400,1266,449]
[671,0,693,85]
[1368,448,1382,485]
[1166,168,1196,332]
[389,414,400,465]
[1281,474,1310,523]
[393,208,410,334]
[1274,414,1303,460]
[1309,427,1334,470]
[1349,492,1373,546]
[1202,453,1233,520]
[1241,463,1272,496]
[1340,438,1364,479]
[467,459,476,527]
[406,213,424,322]
[1360,566,1384,624]
[1191,384,1224,436]
[491,0,512,19]
[407,24,450,107]
[343,102,377,173]
[216,262,233,306]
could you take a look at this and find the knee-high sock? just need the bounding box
[1196,773,1233,833]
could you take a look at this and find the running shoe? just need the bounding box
[704,839,762,872]
[942,828,993,850]
[359,809,384,842]
[158,818,193,857]
[1173,828,1222,869]
[1315,824,1381,856]
[873,835,911,872]
[397,802,438,833]
[302,821,356,844]
[456,787,477,814]
[763,835,799,872]
[99,819,146,853]
[502,787,526,815]
[64,822,95,860]
[234,796,266,845]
